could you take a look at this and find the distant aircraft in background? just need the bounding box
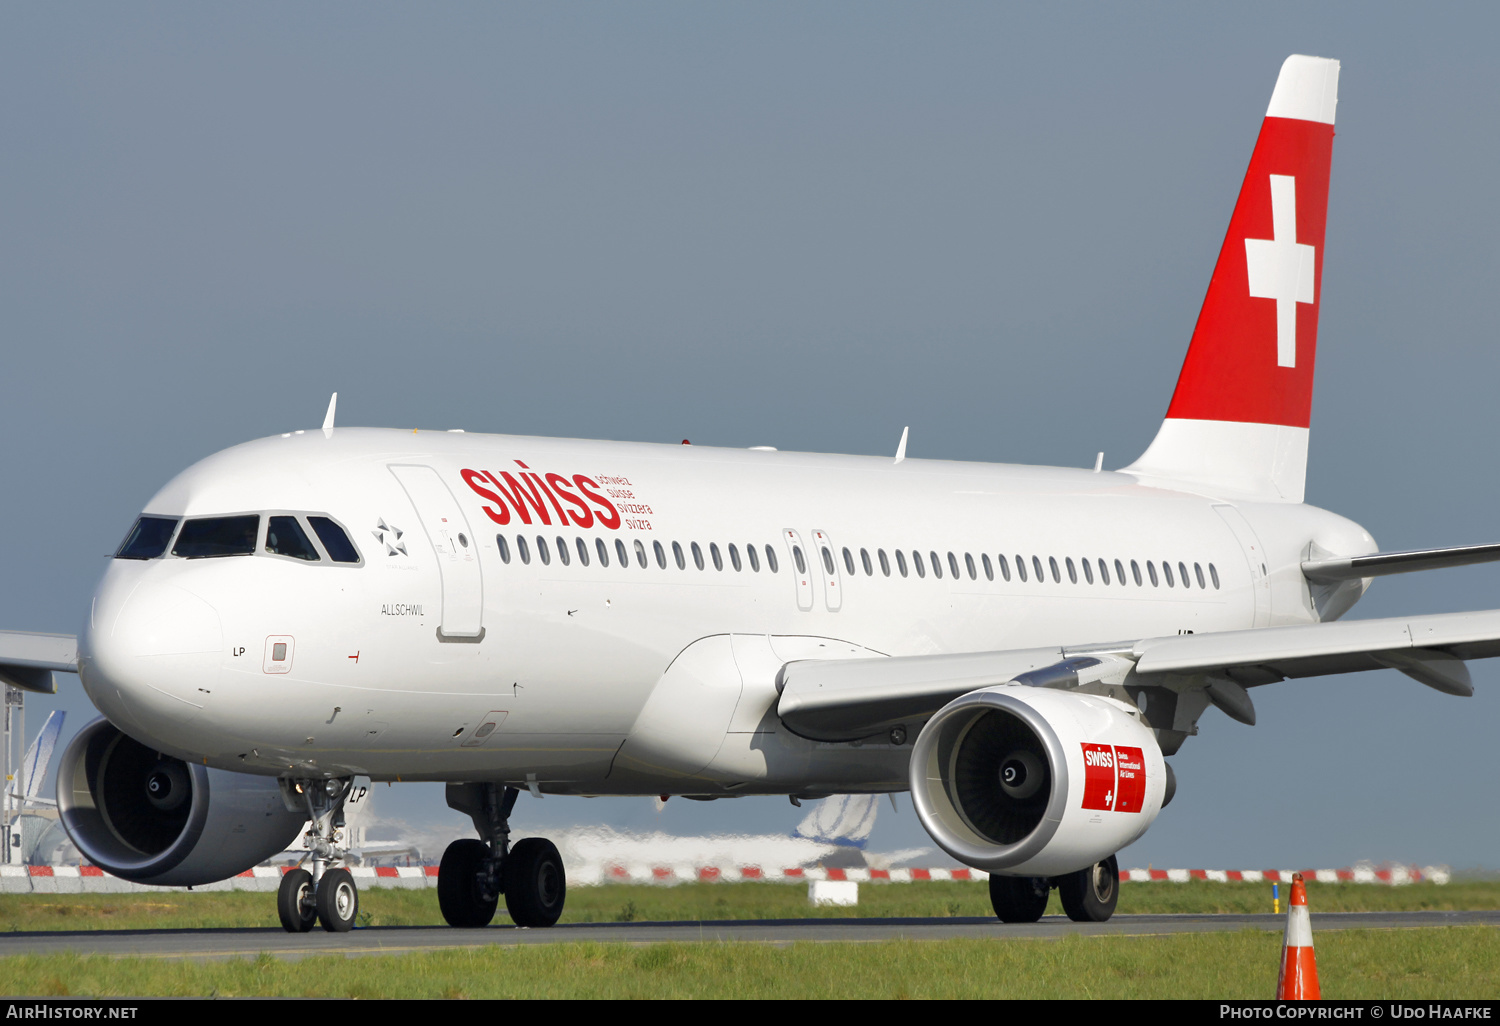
[6,54,1500,935]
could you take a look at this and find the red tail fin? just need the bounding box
[1127,56,1339,501]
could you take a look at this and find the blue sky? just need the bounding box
[4,3,1499,868]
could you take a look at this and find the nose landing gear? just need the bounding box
[276,777,360,933]
[440,782,566,928]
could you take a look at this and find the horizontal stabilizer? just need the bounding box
[1302,542,1500,582]
[0,630,78,694]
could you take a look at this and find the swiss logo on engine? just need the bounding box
[1080,743,1146,813]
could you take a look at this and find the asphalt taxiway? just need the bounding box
[2,911,1495,961]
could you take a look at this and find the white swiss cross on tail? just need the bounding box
[1245,174,1316,368]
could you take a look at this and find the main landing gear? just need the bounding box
[439,782,566,928]
[989,854,1120,924]
[277,777,360,933]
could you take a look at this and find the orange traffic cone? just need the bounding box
[1276,872,1321,1000]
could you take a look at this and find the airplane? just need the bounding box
[3,52,1498,933]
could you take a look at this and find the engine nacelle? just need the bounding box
[57,718,304,886]
[909,685,1165,877]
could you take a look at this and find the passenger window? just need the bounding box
[1179,561,1190,589]
[878,548,891,576]
[1147,561,1159,587]
[896,550,908,577]
[981,553,993,581]
[711,543,724,571]
[1015,555,1027,582]
[1081,558,1092,584]
[748,544,761,572]
[793,545,807,575]
[1130,559,1142,586]
[1033,556,1045,582]
[930,551,943,579]
[115,516,178,560]
[634,539,647,568]
[1161,561,1173,587]
[673,542,687,570]
[765,545,778,573]
[518,535,531,564]
[1097,558,1109,585]
[947,552,960,579]
[652,540,665,568]
[729,543,742,571]
[596,538,609,567]
[173,515,259,559]
[1116,559,1127,586]
[1209,563,1220,589]
[817,546,832,575]
[860,548,873,576]
[497,534,511,564]
[556,537,570,566]
[537,536,551,565]
[997,554,1011,582]
[844,547,857,576]
[266,516,320,561]
[576,537,589,566]
[616,538,629,567]
[913,551,926,578]
[963,553,975,580]
[1195,562,1206,589]
[691,542,705,570]
[1047,556,1060,583]
[306,516,359,563]
[1065,557,1076,584]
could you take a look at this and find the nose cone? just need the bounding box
[80,565,223,748]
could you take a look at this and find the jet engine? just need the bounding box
[909,685,1166,876]
[57,718,305,886]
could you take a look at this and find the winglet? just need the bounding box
[894,426,909,465]
[322,392,338,438]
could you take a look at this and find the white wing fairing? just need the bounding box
[24,55,1500,926]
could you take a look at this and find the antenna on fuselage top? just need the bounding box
[894,426,909,465]
[322,392,338,438]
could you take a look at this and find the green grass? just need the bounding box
[3,928,1497,998]
[4,879,1497,933]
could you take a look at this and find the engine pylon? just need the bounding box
[1275,872,1321,1000]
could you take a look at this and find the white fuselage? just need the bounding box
[78,428,1375,794]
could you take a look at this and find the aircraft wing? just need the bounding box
[776,608,1500,742]
[0,631,79,694]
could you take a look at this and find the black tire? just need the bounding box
[503,837,566,927]
[1057,854,1119,923]
[438,838,498,928]
[988,874,1050,923]
[277,868,317,933]
[315,867,359,933]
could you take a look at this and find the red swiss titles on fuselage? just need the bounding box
[460,461,622,530]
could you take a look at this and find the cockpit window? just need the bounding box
[115,517,179,560]
[172,515,259,558]
[308,517,361,563]
[266,516,320,561]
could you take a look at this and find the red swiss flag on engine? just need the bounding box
[1164,82,1336,429]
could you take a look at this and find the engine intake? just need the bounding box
[909,686,1165,877]
[58,718,304,886]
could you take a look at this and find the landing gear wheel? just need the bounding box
[438,838,498,928]
[503,837,566,927]
[277,868,317,933]
[988,874,1049,923]
[1058,854,1119,923]
[316,867,359,932]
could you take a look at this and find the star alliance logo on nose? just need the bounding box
[372,518,407,557]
